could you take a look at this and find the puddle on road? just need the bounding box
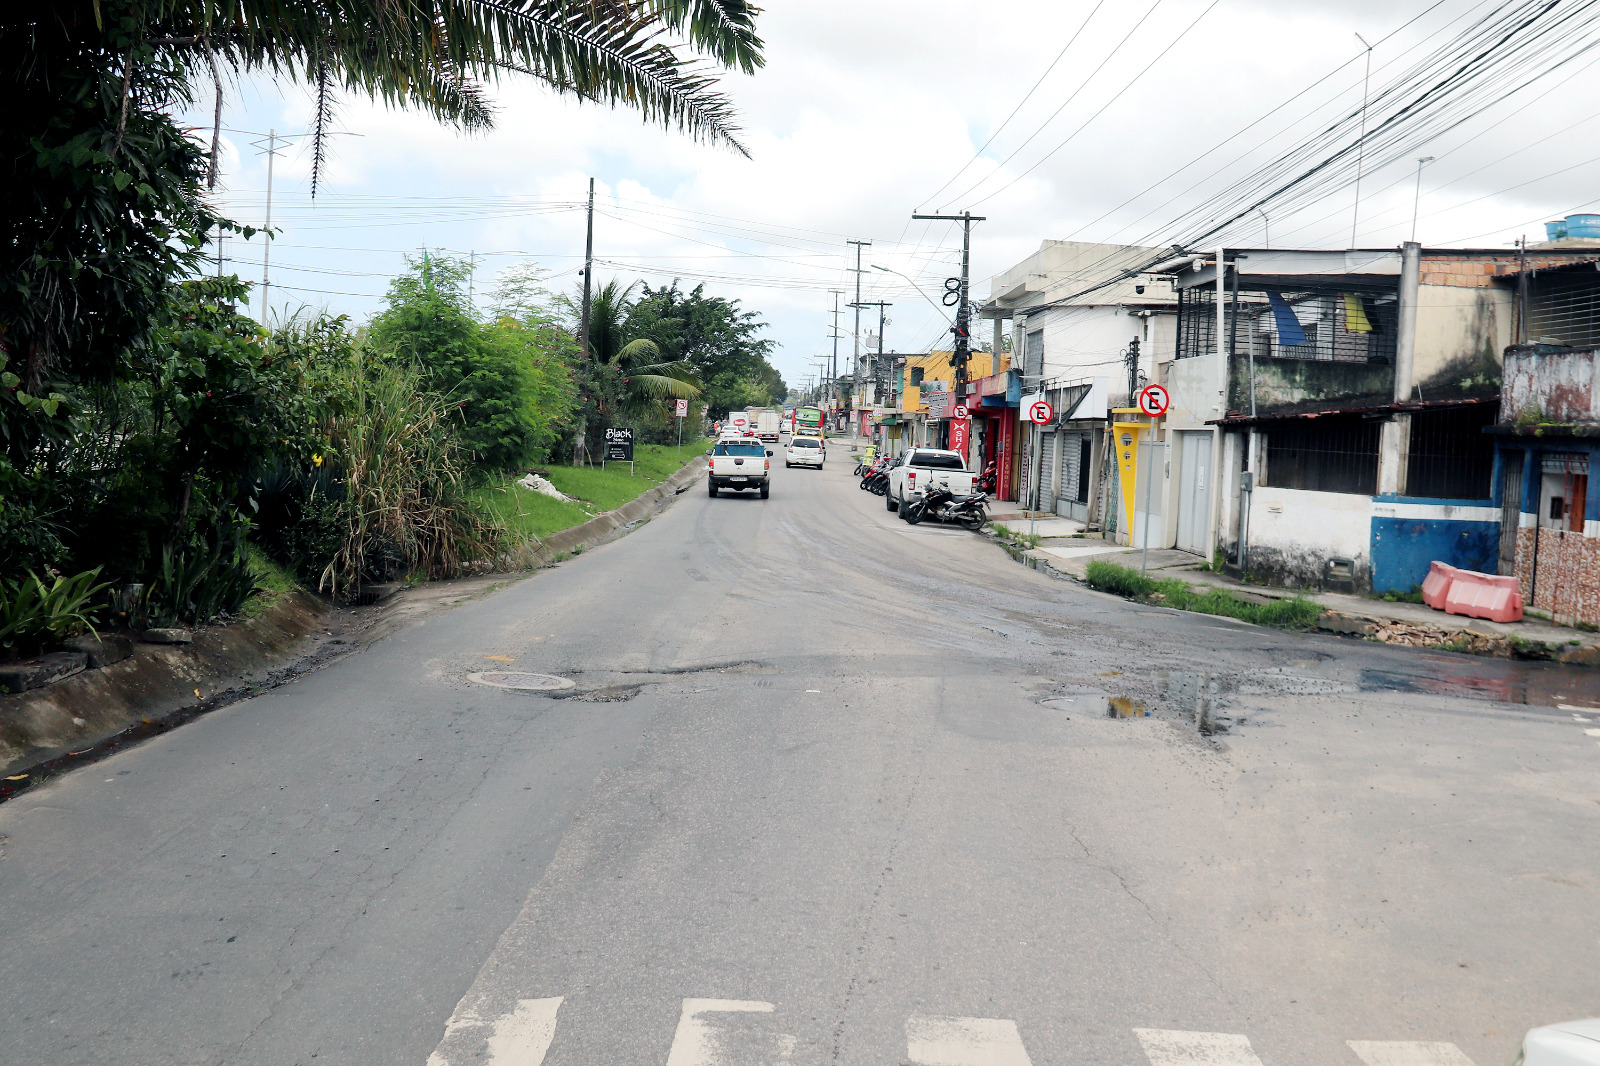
[1357,659,1600,712]
[1038,688,1152,719]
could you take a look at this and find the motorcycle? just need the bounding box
[858,454,893,494]
[904,486,988,530]
[975,460,997,494]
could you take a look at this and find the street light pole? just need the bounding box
[1411,156,1435,243]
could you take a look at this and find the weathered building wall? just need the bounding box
[1515,526,1600,625]
[1244,486,1373,588]
[1502,345,1600,423]
[1369,497,1499,593]
[1226,355,1393,417]
[1412,282,1510,400]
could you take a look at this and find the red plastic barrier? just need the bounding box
[1421,560,1458,610]
[1441,568,1523,623]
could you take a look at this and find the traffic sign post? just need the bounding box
[953,403,969,420]
[1132,387,1169,573]
[1137,384,1170,418]
[675,398,688,453]
[1024,399,1054,539]
[1028,399,1054,425]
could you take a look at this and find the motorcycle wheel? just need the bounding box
[961,512,985,531]
[904,502,924,525]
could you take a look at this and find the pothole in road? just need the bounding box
[1039,687,1151,718]
[467,671,576,691]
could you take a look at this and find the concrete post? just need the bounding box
[1378,242,1423,496]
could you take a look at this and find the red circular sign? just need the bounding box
[1137,384,1170,418]
[953,404,969,419]
[1028,400,1054,425]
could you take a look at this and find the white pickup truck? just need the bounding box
[708,438,773,499]
[886,448,975,513]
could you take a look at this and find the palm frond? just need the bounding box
[649,0,764,74]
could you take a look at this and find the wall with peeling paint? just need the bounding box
[1503,345,1600,423]
[1244,486,1373,588]
[1228,355,1393,417]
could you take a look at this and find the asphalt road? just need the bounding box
[3,443,1600,1066]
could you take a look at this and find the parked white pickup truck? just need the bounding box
[886,448,974,513]
[708,438,773,499]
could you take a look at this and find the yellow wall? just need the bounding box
[900,351,958,412]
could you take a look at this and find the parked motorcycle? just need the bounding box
[975,461,997,494]
[904,487,988,530]
[858,454,893,494]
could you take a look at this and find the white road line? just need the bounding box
[1134,1028,1265,1066]
[665,998,775,1066]
[1347,1040,1478,1066]
[905,1015,1035,1066]
[1586,728,1600,736]
[426,997,562,1066]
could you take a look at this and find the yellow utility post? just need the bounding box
[1111,408,1148,547]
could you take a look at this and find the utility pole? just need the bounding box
[1410,156,1435,243]
[1125,336,1141,401]
[1351,33,1374,246]
[828,289,844,401]
[467,250,479,313]
[580,177,595,356]
[911,212,985,388]
[249,129,294,324]
[847,240,871,380]
[850,300,893,404]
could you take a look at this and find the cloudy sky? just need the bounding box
[198,0,1600,389]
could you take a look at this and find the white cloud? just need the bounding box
[196,0,1600,386]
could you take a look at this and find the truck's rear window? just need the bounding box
[910,451,966,469]
[715,443,766,457]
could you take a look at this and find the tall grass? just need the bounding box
[1084,560,1322,630]
[319,360,502,598]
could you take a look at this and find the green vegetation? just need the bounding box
[0,569,113,656]
[0,4,776,653]
[483,440,710,541]
[1378,585,1426,603]
[991,524,1044,550]
[1085,561,1323,630]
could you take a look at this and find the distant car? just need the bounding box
[1515,1019,1600,1064]
[785,437,824,468]
[790,433,826,456]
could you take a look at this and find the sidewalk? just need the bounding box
[1007,530,1600,665]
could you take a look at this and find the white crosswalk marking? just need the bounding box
[1348,1040,1478,1066]
[1135,1028,1266,1066]
[665,998,776,1066]
[905,1015,1035,1066]
[426,996,563,1066]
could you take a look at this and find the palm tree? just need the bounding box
[588,279,699,408]
[62,0,765,191]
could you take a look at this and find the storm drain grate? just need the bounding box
[468,671,575,691]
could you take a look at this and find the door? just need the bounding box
[1177,430,1214,555]
[1038,429,1057,511]
[1498,456,1521,576]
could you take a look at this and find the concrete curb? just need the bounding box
[0,455,708,790]
[0,590,329,781]
[514,458,705,566]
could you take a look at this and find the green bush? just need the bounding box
[0,568,113,656]
[143,531,261,628]
[1085,561,1321,630]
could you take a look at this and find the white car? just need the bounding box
[1516,1019,1600,1064]
[785,437,824,468]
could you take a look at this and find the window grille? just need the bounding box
[1176,281,1398,363]
[1527,269,1600,348]
[1264,416,1380,495]
[1405,404,1497,500]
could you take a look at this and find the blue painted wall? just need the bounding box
[1370,496,1499,593]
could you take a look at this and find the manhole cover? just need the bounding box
[468,671,575,691]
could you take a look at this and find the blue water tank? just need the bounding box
[1546,213,1600,240]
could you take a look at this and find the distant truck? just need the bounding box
[753,409,782,442]
[726,410,751,437]
[886,448,976,514]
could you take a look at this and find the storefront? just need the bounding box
[967,368,1021,501]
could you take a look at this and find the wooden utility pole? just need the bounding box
[910,212,984,386]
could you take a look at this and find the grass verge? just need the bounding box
[480,438,710,542]
[1085,560,1322,630]
[240,545,301,619]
